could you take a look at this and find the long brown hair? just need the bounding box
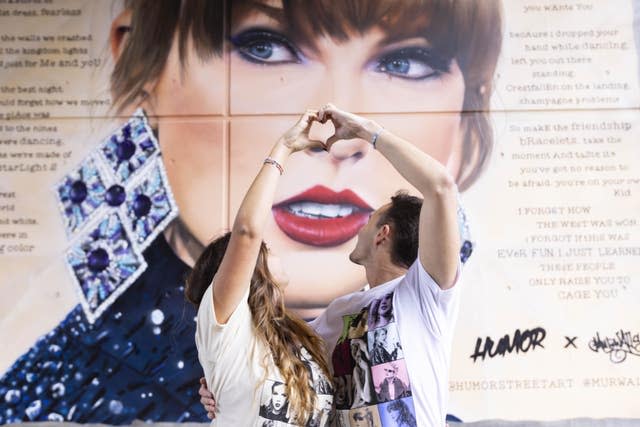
[185,232,331,424]
[111,0,502,190]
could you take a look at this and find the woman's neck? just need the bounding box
[163,219,205,267]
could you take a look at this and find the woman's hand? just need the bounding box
[279,109,325,153]
[210,108,325,324]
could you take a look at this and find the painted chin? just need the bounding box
[272,185,373,247]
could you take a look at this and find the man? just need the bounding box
[201,104,461,426]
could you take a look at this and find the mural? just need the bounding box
[0,0,638,423]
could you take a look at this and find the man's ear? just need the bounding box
[374,224,391,246]
[110,8,132,62]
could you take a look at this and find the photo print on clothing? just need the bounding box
[332,340,356,378]
[379,397,417,427]
[367,292,394,330]
[333,375,354,410]
[259,380,291,424]
[371,362,412,403]
[350,338,376,408]
[300,348,334,427]
[331,291,418,426]
[300,347,334,396]
[349,405,382,427]
[337,310,369,344]
[306,393,334,427]
[368,324,404,366]
[258,349,334,427]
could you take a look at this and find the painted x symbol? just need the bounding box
[564,336,578,348]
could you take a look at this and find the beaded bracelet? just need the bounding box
[263,157,284,175]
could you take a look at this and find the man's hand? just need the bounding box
[317,103,382,150]
[279,109,325,153]
[199,377,216,420]
[319,103,459,289]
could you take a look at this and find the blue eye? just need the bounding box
[382,58,411,75]
[375,47,450,80]
[246,41,273,59]
[231,29,301,65]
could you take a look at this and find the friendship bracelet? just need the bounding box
[370,127,384,149]
[263,157,284,175]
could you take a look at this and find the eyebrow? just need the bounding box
[376,34,432,50]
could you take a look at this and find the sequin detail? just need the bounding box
[56,109,178,323]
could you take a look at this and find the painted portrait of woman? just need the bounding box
[226,0,502,318]
[110,0,502,319]
[0,0,502,423]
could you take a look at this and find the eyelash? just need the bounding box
[230,29,302,65]
[230,29,451,81]
[374,47,451,81]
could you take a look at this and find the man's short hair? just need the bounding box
[376,191,422,268]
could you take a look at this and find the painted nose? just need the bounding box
[328,137,371,163]
[307,120,372,163]
[306,54,371,162]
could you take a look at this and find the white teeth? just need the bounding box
[304,202,324,217]
[339,205,353,217]
[286,202,358,219]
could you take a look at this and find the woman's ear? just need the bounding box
[110,8,132,62]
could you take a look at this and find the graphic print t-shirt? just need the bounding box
[310,258,461,427]
[196,285,334,427]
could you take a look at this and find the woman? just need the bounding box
[385,399,417,427]
[352,407,376,427]
[368,292,395,329]
[370,327,402,365]
[259,382,289,422]
[184,110,334,425]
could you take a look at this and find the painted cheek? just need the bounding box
[184,60,226,114]
[362,67,464,113]
[158,120,226,245]
[154,41,224,116]
[404,115,461,164]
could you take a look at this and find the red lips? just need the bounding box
[272,185,373,247]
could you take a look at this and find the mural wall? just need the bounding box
[0,0,638,423]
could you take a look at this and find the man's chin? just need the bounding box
[348,252,363,265]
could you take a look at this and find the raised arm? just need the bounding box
[319,104,460,289]
[212,110,323,323]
